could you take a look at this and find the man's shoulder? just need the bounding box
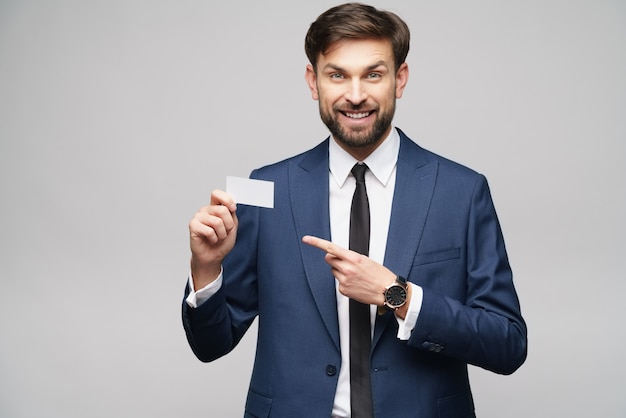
[397,129,483,180]
[255,138,329,175]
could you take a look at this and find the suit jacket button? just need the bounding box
[326,365,337,376]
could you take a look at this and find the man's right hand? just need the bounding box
[188,189,238,290]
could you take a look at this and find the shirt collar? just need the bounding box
[329,127,400,188]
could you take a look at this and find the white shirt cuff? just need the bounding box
[185,268,223,308]
[395,283,423,340]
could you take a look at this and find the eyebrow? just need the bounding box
[322,60,389,73]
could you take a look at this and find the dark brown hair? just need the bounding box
[305,2,410,71]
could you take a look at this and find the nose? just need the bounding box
[345,78,367,105]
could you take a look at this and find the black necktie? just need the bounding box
[349,163,374,417]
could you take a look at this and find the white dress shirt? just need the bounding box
[185,127,423,418]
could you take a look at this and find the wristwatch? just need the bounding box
[378,275,408,314]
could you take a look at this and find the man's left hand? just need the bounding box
[302,235,395,307]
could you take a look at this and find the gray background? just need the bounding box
[1,0,625,417]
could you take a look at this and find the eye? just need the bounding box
[330,73,344,80]
[366,72,382,79]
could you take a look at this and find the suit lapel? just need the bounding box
[290,139,341,352]
[373,132,439,347]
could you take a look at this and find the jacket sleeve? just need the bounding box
[181,203,260,363]
[407,174,527,375]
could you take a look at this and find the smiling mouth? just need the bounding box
[343,111,372,119]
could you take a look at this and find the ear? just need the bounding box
[395,63,409,99]
[305,64,319,100]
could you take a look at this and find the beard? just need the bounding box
[319,100,395,149]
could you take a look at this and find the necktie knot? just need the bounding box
[351,163,368,184]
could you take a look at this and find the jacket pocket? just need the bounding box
[413,247,461,266]
[244,390,272,418]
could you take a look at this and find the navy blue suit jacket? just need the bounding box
[182,130,527,417]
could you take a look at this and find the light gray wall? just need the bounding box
[1,1,624,417]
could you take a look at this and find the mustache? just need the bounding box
[334,103,377,112]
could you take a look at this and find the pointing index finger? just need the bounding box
[302,235,342,256]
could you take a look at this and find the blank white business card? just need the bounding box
[226,176,274,208]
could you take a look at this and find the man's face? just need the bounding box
[305,38,408,158]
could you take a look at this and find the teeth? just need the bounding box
[346,112,370,119]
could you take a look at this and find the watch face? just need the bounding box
[385,285,407,307]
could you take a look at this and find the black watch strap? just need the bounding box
[396,275,407,287]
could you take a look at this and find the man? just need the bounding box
[182,3,527,417]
